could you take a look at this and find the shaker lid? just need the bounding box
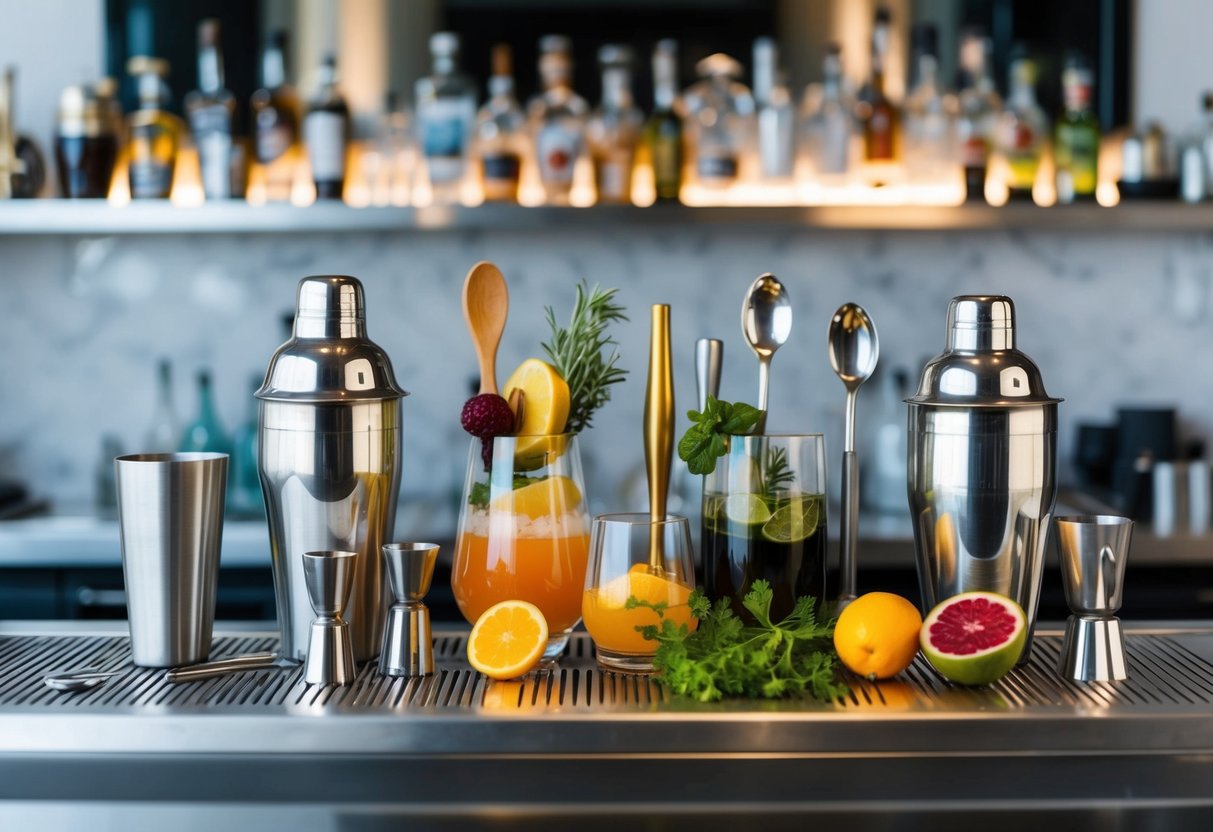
[256,275,408,403]
[907,295,1061,408]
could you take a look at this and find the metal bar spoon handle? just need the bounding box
[644,304,675,571]
[741,274,791,434]
[828,303,879,606]
[694,338,723,412]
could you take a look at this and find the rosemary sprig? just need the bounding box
[762,447,795,498]
[541,281,628,434]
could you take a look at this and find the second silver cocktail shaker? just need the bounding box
[257,276,407,662]
[907,296,1060,657]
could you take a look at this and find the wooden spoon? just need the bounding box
[462,261,509,395]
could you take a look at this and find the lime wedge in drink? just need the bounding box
[761,496,820,543]
[725,493,773,526]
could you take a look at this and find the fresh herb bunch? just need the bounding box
[630,579,848,702]
[677,396,764,476]
[541,281,628,434]
[468,474,547,508]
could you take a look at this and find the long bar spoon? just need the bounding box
[741,274,791,432]
[828,302,880,606]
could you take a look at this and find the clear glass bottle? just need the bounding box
[126,56,182,199]
[753,37,794,180]
[644,39,683,202]
[303,53,350,200]
[587,45,643,204]
[1054,55,1100,203]
[528,35,589,205]
[955,30,1001,201]
[143,358,179,453]
[416,32,477,205]
[683,53,755,188]
[179,369,232,457]
[800,43,852,180]
[362,91,413,205]
[856,7,899,165]
[185,19,236,200]
[996,56,1048,199]
[903,23,954,183]
[251,30,302,203]
[476,44,526,203]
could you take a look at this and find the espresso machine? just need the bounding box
[257,276,406,662]
[907,296,1060,657]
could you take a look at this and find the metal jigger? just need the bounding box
[1056,515,1133,682]
[302,551,357,686]
[379,543,440,677]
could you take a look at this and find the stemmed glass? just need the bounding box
[453,433,590,661]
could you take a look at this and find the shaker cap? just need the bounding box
[907,295,1060,408]
[256,275,407,403]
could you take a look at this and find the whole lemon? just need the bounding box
[833,592,923,681]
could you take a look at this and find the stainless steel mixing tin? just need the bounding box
[907,296,1061,656]
[257,276,406,662]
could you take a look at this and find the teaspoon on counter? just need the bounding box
[45,651,281,693]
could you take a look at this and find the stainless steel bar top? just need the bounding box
[4,621,1213,828]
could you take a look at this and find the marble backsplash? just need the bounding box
[1,224,1210,537]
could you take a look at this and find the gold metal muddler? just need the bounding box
[644,304,675,570]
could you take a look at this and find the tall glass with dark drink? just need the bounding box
[702,434,828,623]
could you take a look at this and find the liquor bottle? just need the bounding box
[753,37,793,180]
[955,30,1001,201]
[996,56,1048,200]
[476,44,526,203]
[1202,93,1213,194]
[143,358,179,453]
[125,57,182,199]
[683,53,754,188]
[364,91,413,205]
[251,30,301,203]
[643,39,683,202]
[179,369,232,457]
[800,43,852,179]
[902,23,954,182]
[185,19,237,200]
[528,35,589,205]
[303,53,350,200]
[229,374,264,517]
[1054,55,1100,203]
[0,67,47,199]
[54,82,119,198]
[587,45,643,204]
[856,7,899,165]
[416,32,477,205]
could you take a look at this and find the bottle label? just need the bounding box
[255,109,294,164]
[697,151,737,182]
[482,152,521,184]
[537,123,582,185]
[304,111,347,182]
[129,123,174,199]
[192,105,234,199]
[961,135,988,168]
[421,101,469,160]
[596,154,630,201]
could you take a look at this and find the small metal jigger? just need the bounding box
[302,551,357,686]
[1056,515,1133,682]
[379,543,440,677]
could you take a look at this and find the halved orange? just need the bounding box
[467,600,549,680]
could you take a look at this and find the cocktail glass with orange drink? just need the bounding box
[582,513,697,672]
[453,432,591,661]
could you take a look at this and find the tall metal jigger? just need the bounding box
[302,551,357,686]
[1056,515,1133,682]
[379,543,440,677]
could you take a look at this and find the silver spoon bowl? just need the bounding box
[741,273,792,429]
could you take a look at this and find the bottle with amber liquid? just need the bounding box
[185,19,237,200]
[126,56,183,199]
[644,39,683,202]
[303,53,350,200]
[54,83,119,198]
[475,44,526,202]
[587,44,643,204]
[251,30,301,202]
[856,7,899,167]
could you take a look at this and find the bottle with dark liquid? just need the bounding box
[126,57,183,200]
[857,7,899,166]
[251,30,301,202]
[303,53,350,200]
[476,44,526,202]
[644,39,683,202]
[185,19,237,200]
[1,66,48,198]
[54,83,119,198]
[955,30,1001,202]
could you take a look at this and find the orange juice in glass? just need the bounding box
[582,513,697,672]
[453,433,590,660]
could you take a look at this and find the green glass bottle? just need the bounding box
[644,39,683,202]
[179,369,232,457]
[1054,57,1100,203]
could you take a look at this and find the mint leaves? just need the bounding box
[677,396,764,476]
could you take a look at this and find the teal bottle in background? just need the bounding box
[143,358,180,453]
[179,369,232,458]
[229,373,264,517]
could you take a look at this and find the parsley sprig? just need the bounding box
[630,580,848,702]
[677,396,764,475]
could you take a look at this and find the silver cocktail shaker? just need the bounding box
[907,296,1060,656]
[257,276,407,662]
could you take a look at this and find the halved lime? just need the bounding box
[761,496,820,543]
[725,493,772,526]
